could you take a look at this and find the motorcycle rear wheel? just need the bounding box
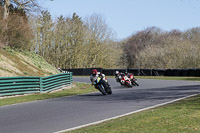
[102,81,112,95]
[105,85,112,95]
[97,85,106,95]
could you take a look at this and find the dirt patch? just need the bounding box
[20,60,38,73]
[0,69,18,77]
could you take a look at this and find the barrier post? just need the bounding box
[70,72,73,84]
[40,77,43,93]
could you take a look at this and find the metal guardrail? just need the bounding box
[0,73,72,96]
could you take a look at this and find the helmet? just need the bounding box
[116,71,119,74]
[92,69,97,75]
[124,72,128,75]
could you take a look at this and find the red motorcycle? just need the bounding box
[121,75,132,87]
[129,73,139,86]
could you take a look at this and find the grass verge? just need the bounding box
[66,95,200,133]
[135,76,200,81]
[0,83,97,106]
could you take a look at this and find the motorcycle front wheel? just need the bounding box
[132,81,139,86]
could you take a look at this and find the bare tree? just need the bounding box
[84,13,118,68]
[3,0,9,20]
[31,12,119,69]
[2,0,40,21]
[121,27,163,68]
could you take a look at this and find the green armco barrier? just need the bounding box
[0,73,72,96]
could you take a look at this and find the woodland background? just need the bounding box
[1,0,200,69]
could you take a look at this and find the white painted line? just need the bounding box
[54,93,199,133]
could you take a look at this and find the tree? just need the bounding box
[31,12,119,69]
[1,0,40,20]
[0,2,33,49]
[84,13,118,68]
[121,27,163,68]
[64,13,86,68]
[0,0,41,48]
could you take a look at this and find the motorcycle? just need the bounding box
[121,75,132,87]
[116,73,125,85]
[129,73,139,86]
[115,75,122,83]
[93,76,112,95]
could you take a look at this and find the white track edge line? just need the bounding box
[54,93,199,133]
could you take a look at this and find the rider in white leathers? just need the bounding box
[90,69,105,82]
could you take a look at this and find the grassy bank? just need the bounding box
[66,95,200,133]
[0,83,97,106]
[0,47,59,77]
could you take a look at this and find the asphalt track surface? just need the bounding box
[0,77,200,133]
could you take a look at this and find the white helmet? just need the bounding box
[116,71,119,74]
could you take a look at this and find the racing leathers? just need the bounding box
[90,72,106,88]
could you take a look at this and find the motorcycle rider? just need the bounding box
[129,72,135,79]
[90,69,110,89]
[90,69,104,82]
[121,71,130,85]
[115,71,119,77]
[124,71,129,76]
[115,71,121,82]
[119,72,125,85]
[125,72,136,80]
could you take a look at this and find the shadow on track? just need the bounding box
[53,84,200,103]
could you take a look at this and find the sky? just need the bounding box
[41,0,200,40]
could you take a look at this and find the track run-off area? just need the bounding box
[0,77,200,133]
